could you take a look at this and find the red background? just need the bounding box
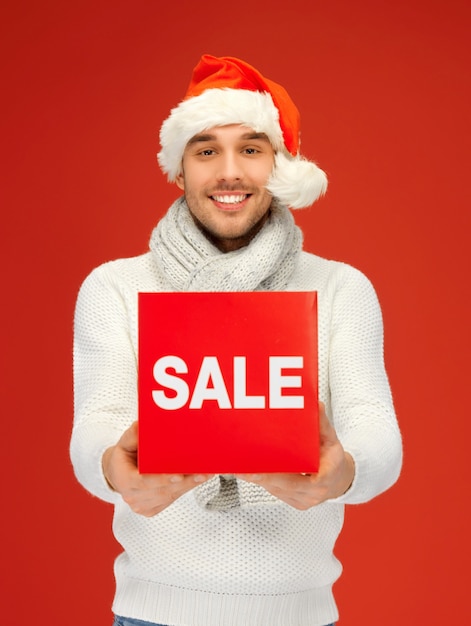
[1,0,469,624]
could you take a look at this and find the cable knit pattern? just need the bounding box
[71,207,402,626]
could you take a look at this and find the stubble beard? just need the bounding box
[185,188,273,252]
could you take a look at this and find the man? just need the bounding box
[71,54,402,626]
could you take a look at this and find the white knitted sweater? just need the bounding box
[71,213,402,626]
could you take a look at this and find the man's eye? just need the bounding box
[244,148,258,154]
[200,149,215,156]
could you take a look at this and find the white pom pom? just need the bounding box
[267,152,328,209]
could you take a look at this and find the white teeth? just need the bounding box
[212,194,247,204]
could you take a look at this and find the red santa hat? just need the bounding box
[157,54,327,209]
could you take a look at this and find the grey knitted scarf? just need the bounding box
[149,196,303,511]
[149,196,302,292]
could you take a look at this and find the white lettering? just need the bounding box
[269,356,304,409]
[189,356,232,409]
[233,356,265,408]
[152,356,189,410]
[151,356,305,410]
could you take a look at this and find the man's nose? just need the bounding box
[216,152,243,182]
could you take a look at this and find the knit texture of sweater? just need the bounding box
[71,202,402,626]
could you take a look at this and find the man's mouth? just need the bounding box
[210,194,249,205]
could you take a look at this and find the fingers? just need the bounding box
[236,472,313,493]
[124,474,190,516]
[236,472,322,510]
[122,473,214,517]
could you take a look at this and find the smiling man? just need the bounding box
[71,55,402,626]
[176,126,275,251]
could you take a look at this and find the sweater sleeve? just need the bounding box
[326,265,402,505]
[70,263,138,504]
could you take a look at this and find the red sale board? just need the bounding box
[138,291,319,474]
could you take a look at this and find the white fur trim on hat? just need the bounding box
[157,87,328,209]
[267,152,328,209]
[158,88,284,181]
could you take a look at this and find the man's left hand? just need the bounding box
[236,403,355,510]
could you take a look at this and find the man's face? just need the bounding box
[176,125,275,252]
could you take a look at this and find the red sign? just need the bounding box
[138,291,319,474]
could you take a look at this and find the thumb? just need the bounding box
[318,402,338,446]
[119,421,139,453]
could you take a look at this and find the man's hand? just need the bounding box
[236,403,355,510]
[102,421,213,517]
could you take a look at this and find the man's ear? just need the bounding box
[175,173,185,190]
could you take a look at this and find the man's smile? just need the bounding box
[211,194,249,204]
[209,193,253,211]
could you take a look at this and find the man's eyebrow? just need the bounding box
[187,133,217,145]
[240,132,270,141]
[186,131,271,145]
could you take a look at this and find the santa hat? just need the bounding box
[157,54,327,209]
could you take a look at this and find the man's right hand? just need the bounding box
[102,421,213,517]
